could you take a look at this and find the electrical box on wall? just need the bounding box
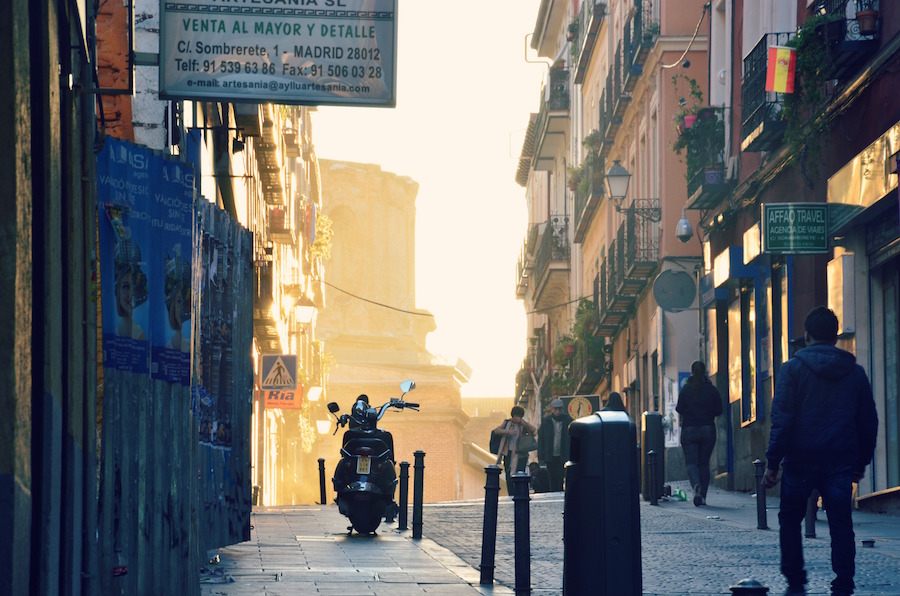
[827,253,855,335]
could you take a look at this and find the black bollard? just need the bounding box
[318,458,327,505]
[480,465,502,585]
[512,472,531,596]
[729,578,770,594]
[398,461,410,531]
[753,459,768,530]
[648,450,658,506]
[804,490,819,538]
[412,450,425,539]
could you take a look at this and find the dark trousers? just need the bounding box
[546,456,565,492]
[680,424,716,497]
[502,453,529,495]
[778,464,856,594]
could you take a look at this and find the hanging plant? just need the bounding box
[782,12,842,184]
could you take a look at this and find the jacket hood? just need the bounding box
[795,344,856,380]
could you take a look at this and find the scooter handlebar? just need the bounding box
[403,402,419,409]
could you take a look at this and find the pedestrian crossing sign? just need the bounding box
[261,354,297,390]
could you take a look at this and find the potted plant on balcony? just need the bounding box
[673,104,725,183]
[671,74,704,135]
[567,19,578,42]
[855,0,878,35]
[583,129,603,155]
[783,12,841,183]
[566,165,583,191]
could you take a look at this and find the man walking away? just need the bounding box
[538,399,572,492]
[763,306,878,596]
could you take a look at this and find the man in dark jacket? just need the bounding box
[763,306,878,596]
[538,399,572,492]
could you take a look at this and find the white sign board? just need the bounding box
[160,0,397,107]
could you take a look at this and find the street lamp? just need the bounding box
[604,160,661,223]
[605,159,631,205]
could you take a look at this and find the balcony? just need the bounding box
[515,247,530,298]
[741,32,793,153]
[255,108,285,206]
[572,336,606,395]
[812,0,879,82]
[253,261,280,353]
[532,215,570,311]
[573,1,607,85]
[620,200,661,283]
[680,107,735,210]
[622,0,655,92]
[269,206,296,245]
[573,154,606,244]
[597,240,633,333]
[599,48,631,157]
[532,68,570,171]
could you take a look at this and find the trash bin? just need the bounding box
[641,411,665,502]
[563,411,641,595]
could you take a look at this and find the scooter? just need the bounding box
[327,380,418,534]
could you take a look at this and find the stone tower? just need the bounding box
[317,160,470,502]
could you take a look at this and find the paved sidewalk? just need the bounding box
[200,505,512,595]
[201,483,900,595]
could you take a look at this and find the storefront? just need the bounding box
[828,121,900,500]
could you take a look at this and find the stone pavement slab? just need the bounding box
[200,505,513,596]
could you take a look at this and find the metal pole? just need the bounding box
[480,465,502,585]
[513,472,531,596]
[648,450,658,506]
[398,461,410,531]
[412,451,425,539]
[317,458,326,505]
[804,490,819,538]
[753,459,768,530]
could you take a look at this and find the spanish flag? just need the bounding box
[766,46,796,94]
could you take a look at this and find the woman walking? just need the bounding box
[676,361,723,506]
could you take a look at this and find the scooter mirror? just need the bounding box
[327,402,340,414]
[400,380,416,394]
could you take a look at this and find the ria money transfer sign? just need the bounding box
[160,0,397,106]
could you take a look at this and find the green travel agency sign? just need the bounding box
[761,203,828,254]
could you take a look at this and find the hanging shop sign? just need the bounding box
[160,0,398,107]
[761,203,828,254]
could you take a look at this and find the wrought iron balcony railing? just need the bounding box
[533,215,571,286]
[573,154,606,244]
[532,68,570,171]
[623,0,654,92]
[573,1,607,85]
[741,32,793,152]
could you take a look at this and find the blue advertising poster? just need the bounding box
[97,138,194,384]
[150,156,195,385]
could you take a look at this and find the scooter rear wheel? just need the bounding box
[349,503,385,534]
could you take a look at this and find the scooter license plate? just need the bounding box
[356,456,371,475]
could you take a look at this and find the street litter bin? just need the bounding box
[641,411,665,502]
[563,411,641,595]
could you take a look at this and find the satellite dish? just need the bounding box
[653,270,696,312]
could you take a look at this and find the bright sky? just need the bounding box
[312,1,545,398]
